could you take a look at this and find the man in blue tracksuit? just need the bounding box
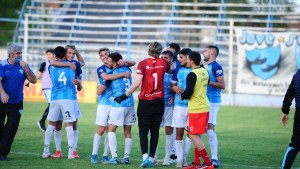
[281,68,300,169]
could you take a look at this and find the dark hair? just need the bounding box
[148,41,162,57]
[168,43,180,53]
[207,45,219,56]
[161,50,174,59]
[54,46,66,59]
[108,52,123,63]
[188,51,201,66]
[99,47,110,54]
[46,49,54,54]
[178,48,192,55]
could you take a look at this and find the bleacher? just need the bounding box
[15,0,300,93]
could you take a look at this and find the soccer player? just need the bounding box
[281,68,300,169]
[160,50,175,166]
[50,44,83,158]
[114,41,170,167]
[203,46,225,168]
[171,48,193,168]
[42,46,77,159]
[0,43,37,160]
[181,51,214,169]
[91,48,134,164]
[105,52,136,165]
[30,49,55,132]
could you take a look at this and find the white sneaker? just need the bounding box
[162,157,170,166]
[183,158,188,167]
[68,149,74,159]
[176,161,183,168]
[42,152,52,158]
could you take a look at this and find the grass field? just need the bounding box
[0,101,299,169]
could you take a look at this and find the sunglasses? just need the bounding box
[15,52,22,55]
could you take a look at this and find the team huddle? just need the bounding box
[0,42,225,169]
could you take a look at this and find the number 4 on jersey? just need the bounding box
[58,72,67,85]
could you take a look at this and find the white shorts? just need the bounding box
[48,99,76,123]
[171,106,188,128]
[95,105,111,126]
[161,106,174,127]
[43,89,51,103]
[208,103,221,126]
[108,107,136,127]
[74,100,82,119]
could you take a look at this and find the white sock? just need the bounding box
[103,134,110,156]
[54,130,62,151]
[154,145,159,160]
[44,125,55,153]
[207,129,218,160]
[92,133,101,155]
[74,129,78,150]
[175,140,184,162]
[164,134,172,159]
[124,138,133,158]
[183,137,193,159]
[108,132,118,158]
[171,129,176,154]
[65,126,75,151]
[142,153,149,161]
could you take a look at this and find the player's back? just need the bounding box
[49,62,76,100]
[111,66,134,107]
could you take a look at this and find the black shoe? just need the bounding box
[37,121,46,132]
[170,154,177,160]
[0,156,8,161]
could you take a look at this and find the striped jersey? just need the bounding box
[164,72,174,107]
[49,60,77,100]
[110,66,134,107]
[172,66,192,107]
[97,64,113,105]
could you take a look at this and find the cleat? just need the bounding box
[198,163,214,169]
[109,157,119,165]
[183,162,200,169]
[176,161,183,168]
[91,154,99,164]
[140,158,150,167]
[42,152,52,158]
[121,157,130,165]
[53,150,62,158]
[37,121,46,132]
[102,156,110,164]
[73,151,79,159]
[170,154,177,160]
[211,159,220,168]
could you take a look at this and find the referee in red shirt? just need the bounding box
[115,41,170,167]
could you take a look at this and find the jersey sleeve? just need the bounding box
[137,61,144,75]
[181,72,197,99]
[212,63,224,78]
[0,63,4,78]
[39,62,46,73]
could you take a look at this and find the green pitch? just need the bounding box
[0,101,299,169]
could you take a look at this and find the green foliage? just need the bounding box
[1,101,299,169]
[0,0,23,46]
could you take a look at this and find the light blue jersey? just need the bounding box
[164,72,174,107]
[111,66,134,107]
[49,60,77,100]
[97,65,113,105]
[206,61,223,103]
[172,66,192,107]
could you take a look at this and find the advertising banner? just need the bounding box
[235,28,300,95]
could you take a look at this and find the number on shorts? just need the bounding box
[65,111,71,118]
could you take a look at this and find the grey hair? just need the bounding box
[65,44,76,50]
[7,43,23,55]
